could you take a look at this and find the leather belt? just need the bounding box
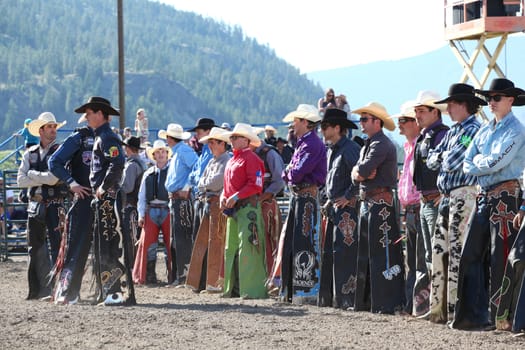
[169,191,190,200]
[236,194,258,208]
[205,195,219,204]
[420,192,440,204]
[148,203,168,208]
[290,184,317,196]
[485,179,520,197]
[359,187,390,201]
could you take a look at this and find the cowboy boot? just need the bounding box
[146,260,157,285]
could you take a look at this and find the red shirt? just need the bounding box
[223,148,264,199]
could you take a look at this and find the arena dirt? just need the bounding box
[0,256,523,349]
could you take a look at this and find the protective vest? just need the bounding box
[413,123,449,192]
[256,145,277,191]
[144,167,169,203]
[28,143,69,200]
[126,157,146,207]
[69,127,94,187]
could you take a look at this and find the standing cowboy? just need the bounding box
[412,91,449,270]
[452,78,525,330]
[120,136,147,264]
[351,102,405,314]
[133,140,173,285]
[220,123,267,299]
[186,127,231,293]
[162,123,198,286]
[319,108,360,310]
[75,96,135,306]
[48,115,94,304]
[390,101,429,316]
[280,104,327,305]
[17,112,68,300]
[426,83,483,323]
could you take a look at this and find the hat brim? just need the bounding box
[199,133,230,144]
[146,146,173,161]
[28,120,67,137]
[434,94,487,106]
[121,141,144,150]
[321,117,358,130]
[223,131,261,147]
[283,111,321,123]
[187,123,217,132]
[352,106,395,131]
[74,102,120,116]
[473,88,525,106]
[158,130,192,140]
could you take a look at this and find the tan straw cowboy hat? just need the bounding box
[282,104,322,123]
[352,102,395,131]
[199,127,231,144]
[28,112,67,136]
[224,123,261,147]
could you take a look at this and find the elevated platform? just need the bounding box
[445,15,525,40]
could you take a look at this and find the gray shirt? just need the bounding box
[197,151,231,195]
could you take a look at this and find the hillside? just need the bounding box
[0,0,323,141]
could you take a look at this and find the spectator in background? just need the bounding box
[287,124,297,148]
[318,88,336,115]
[336,94,351,114]
[264,125,277,146]
[135,108,149,144]
[14,118,39,148]
[123,127,133,139]
[221,122,232,131]
[275,137,293,165]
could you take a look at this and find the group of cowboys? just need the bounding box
[15,77,525,335]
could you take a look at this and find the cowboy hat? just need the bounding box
[74,96,120,119]
[187,117,217,132]
[474,78,525,106]
[28,112,67,137]
[321,108,358,129]
[390,100,417,119]
[224,123,261,147]
[264,124,277,132]
[252,126,266,135]
[121,136,144,150]
[199,127,231,144]
[220,122,232,131]
[412,90,448,114]
[283,104,321,123]
[352,102,395,131]
[146,139,172,161]
[158,123,191,140]
[435,83,487,105]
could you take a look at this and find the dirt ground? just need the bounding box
[0,256,523,350]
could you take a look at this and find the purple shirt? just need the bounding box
[284,130,327,187]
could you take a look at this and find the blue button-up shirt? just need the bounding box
[188,144,213,196]
[463,112,525,190]
[165,141,198,193]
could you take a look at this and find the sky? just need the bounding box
[156,0,447,73]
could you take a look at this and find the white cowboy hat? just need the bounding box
[390,100,416,119]
[412,90,448,114]
[146,139,173,161]
[198,127,231,144]
[252,126,265,135]
[264,124,277,132]
[224,123,261,147]
[282,104,321,123]
[352,102,395,131]
[28,112,67,136]
[158,123,191,140]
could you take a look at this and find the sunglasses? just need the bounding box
[398,117,415,124]
[359,117,377,123]
[229,135,243,140]
[486,94,507,102]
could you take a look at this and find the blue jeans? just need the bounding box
[420,200,439,264]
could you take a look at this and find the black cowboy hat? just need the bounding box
[321,108,358,129]
[435,83,487,106]
[74,96,120,116]
[474,78,525,106]
[122,136,144,150]
[187,117,217,132]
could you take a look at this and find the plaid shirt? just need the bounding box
[427,115,480,194]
